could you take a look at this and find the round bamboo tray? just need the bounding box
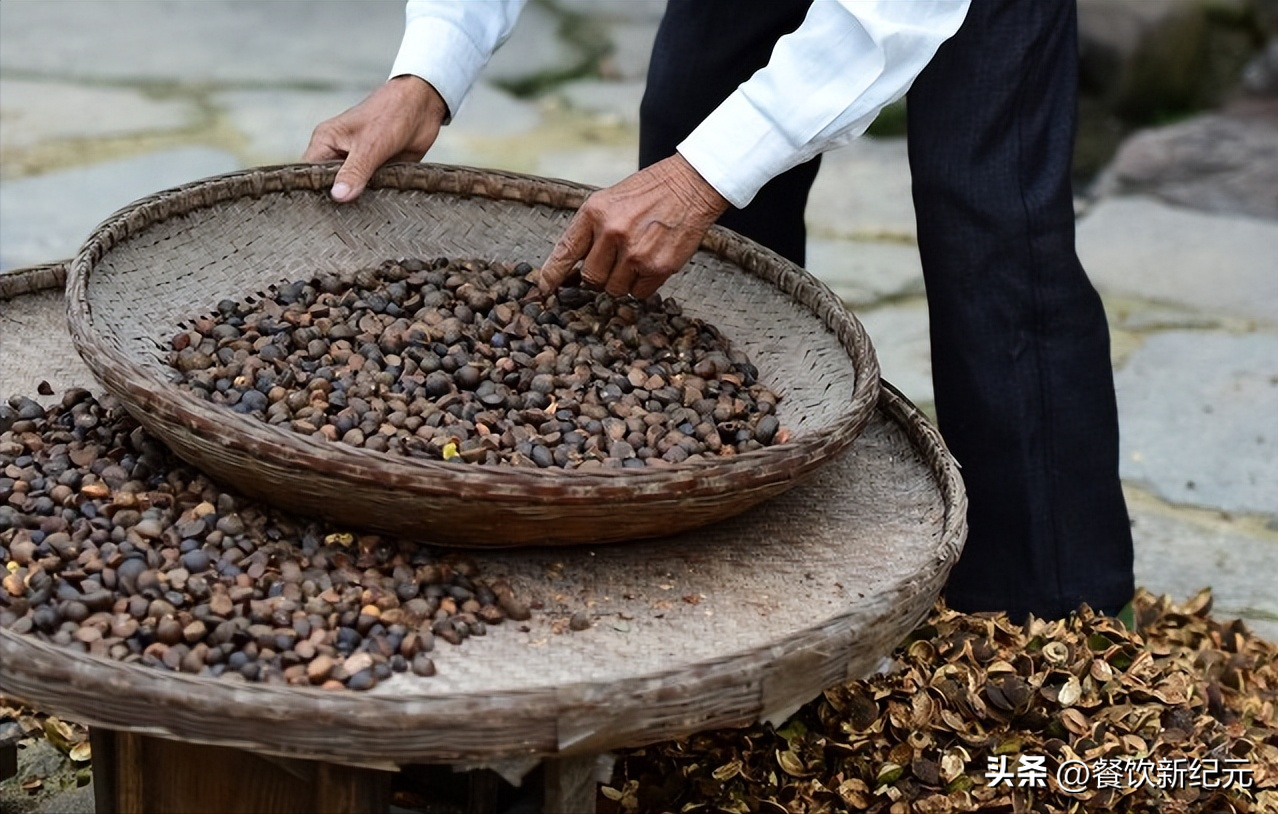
[1,267,965,769]
[62,163,880,547]
[1,262,93,403]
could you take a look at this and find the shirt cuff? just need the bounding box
[389,15,489,123]
[677,92,820,210]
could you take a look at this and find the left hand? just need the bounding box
[302,75,448,202]
[538,154,730,299]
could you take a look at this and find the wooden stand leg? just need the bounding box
[313,761,393,814]
[89,728,392,814]
[0,726,20,784]
[0,743,16,784]
[543,754,598,814]
[90,728,141,814]
[465,769,503,814]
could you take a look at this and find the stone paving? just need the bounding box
[1,0,1275,644]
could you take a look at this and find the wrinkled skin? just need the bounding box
[537,153,729,299]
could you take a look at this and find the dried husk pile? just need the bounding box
[603,590,1278,814]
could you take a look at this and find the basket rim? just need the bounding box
[64,162,880,502]
[0,260,69,301]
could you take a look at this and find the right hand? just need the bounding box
[302,75,449,202]
[539,154,730,299]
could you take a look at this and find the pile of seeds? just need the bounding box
[165,258,788,469]
[1,390,532,691]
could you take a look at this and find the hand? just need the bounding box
[539,154,731,299]
[302,75,449,202]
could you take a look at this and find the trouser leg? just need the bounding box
[638,0,819,265]
[906,0,1134,619]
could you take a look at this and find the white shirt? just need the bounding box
[391,0,970,208]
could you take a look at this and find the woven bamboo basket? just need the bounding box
[3,266,965,768]
[63,163,879,547]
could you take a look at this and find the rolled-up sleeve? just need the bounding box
[678,1,970,208]
[389,0,527,122]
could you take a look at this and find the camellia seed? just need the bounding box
[165,258,788,469]
[1,390,542,692]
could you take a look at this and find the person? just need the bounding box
[304,0,1135,622]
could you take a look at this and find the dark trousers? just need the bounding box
[640,0,1134,621]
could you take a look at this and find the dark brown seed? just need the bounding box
[755,414,780,445]
[427,617,455,645]
[156,617,183,646]
[491,581,531,622]
[62,601,90,624]
[183,620,207,643]
[411,654,436,677]
[115,558,147,595]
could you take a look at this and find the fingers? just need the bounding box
[301,135,343,164]
[303,76,447,204]
[579,235,618,291]
[540,156,724,297]
[539,205,671,299]
[538,214,594,293]
[630,273,666,301]
[602,262,637,298]
[301,121,382,203]
[307,132,423,204]
[330,154,378,203]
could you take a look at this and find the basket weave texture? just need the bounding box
[1,263,94,401]
[64,163,879,546]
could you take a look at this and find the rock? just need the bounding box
[805,138,916,242]
[211,88,371,165]
[805,237,924,310]
[306,654,334,684]
[484,1,597,89]
[1090,100,1278,220]
[0,1,397,87]
[10,738,71,789]
[556,78,647,125]
[853,301,934,416]
[536,144,638,189]
[1077,0,1256,122]
[0,79,197,152]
